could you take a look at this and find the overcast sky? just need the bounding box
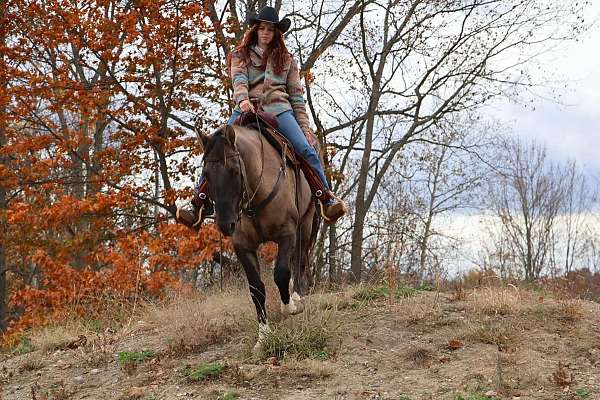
[487,2,600,179]
[442,3,600,274]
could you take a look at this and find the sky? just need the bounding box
[488,2,600,179]
[440,3,600,274]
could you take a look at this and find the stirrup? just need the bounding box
[319,201,332,223]
[193,204,204,227]
[318,193,347,224]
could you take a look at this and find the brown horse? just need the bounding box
[197,124,319,351]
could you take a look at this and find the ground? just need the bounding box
[1,284,599,400]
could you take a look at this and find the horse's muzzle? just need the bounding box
[218,220,236,236]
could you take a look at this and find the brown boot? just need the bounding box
[176,181,212,230]
[176,199,203,231]
[176,206,202,230]
[320,194,347,225]
[296,156,347,224]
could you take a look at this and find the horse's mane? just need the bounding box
[203,125,262,162]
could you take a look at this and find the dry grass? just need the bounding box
[468,286,529,316]
[404,346,434,368]
[308,290,354,312]
[451,285,468,302]
[143,286,252,353]
[3,279,600,400]
[138,275,348,357]
[351,284,391,302]
[120,386,145,400]
[528,298,585,327]
[30,380,73,400]
[18,353,45,372]
[554,299,585,323]
[254,310,338,360]
[468,286,586,326]
[28,323,87,354]
[548,361,574,387]
[74,332,120,367]
[464,320,522,350]
[283,358,334,379]
[397,292,444,327]
[247,292,341,361]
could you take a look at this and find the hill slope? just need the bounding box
[1,285,599,400]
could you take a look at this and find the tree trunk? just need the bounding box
[312,225,326,285]
[418,215,432,281]
[349,82,380,282]
[419,148,444,280]
[0,2,8,331]
[328,224,338,284]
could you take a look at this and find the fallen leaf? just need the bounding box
[447,339,464,350]
[265,356,279,366]
[65,335,87,350]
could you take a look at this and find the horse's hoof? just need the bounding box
[252,341,263,355]
[253,322,271,354]
[281,292,305,315]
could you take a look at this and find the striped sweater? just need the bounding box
[230,46,311,134]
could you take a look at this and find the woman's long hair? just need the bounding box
[227,22,291,75]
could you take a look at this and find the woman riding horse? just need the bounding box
[177,6,347,228]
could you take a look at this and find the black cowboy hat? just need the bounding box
[247,6,291,33]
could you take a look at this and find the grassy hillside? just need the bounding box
[1,282,599,400]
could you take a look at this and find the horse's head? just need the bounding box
[198,125,244,236]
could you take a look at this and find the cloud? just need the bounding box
[489,3,600,177]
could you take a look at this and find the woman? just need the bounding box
[177,6,346,229]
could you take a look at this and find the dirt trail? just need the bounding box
[1,289,599,400]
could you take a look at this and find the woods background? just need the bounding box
[0,0,598,341]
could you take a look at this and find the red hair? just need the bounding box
[227,23,291,75]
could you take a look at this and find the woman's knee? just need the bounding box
[299,144,317,160]
[227,111,241,126]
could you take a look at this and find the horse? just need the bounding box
[197,123,319,351]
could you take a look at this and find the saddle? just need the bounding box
[231,99,329,218]
[233,101,299,166]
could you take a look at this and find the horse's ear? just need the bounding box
[195,128,209,152]
[223,124,236,146]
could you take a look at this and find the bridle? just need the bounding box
[202,128,286,236]
[203,148,254,223]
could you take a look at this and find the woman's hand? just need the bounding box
[240,99,255,113]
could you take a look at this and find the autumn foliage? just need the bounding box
[0,0,243,343]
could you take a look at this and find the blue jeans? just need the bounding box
[227,110,330,190]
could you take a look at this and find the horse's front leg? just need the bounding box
[275,234,304,315]
[234,244,270,351]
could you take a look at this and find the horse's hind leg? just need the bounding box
[275,234,304,315]
[234,245,270,351]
